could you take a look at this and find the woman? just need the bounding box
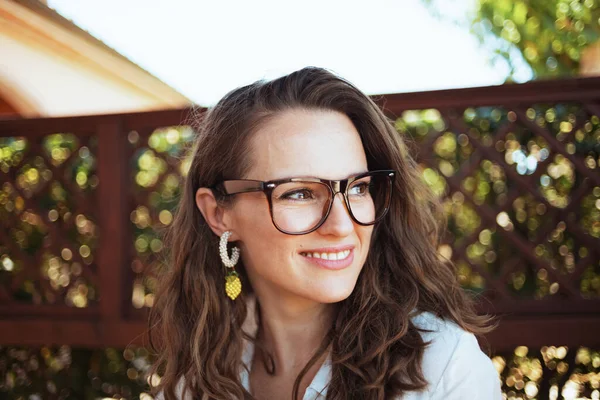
[149,67,502,399]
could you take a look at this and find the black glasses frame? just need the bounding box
[212,170,396,235]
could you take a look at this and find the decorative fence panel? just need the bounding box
[0,110,195,348]
[375,77,600,351]
[0,78,599,399]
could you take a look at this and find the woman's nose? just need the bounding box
[318,193,354,236]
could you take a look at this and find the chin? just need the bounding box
[309,280,358,304]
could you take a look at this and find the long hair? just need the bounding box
[148,67,492,400]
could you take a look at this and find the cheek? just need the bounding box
[231,199,291,263]
[358,226,374,256]
[231,197,272,233]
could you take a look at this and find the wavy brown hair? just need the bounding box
[148,67,492,400]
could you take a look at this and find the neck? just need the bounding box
[252,292,335,375]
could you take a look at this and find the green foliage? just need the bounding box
[423,0,600,80]
[0,346,154,399]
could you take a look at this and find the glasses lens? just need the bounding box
[347,173,391,225]
[269,174,392,233]
[271,181,331,233]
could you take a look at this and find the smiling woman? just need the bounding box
[148,67,502,400]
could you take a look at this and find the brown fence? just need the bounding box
[0,77,599,357]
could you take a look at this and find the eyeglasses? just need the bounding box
[212,170,395,235]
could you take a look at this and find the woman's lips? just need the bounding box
[299,248,355,270]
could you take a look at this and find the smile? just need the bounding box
[299,250,351,260]
[299,247,355,270]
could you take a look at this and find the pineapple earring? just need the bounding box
[219,231,242,300]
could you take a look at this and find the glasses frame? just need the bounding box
[212,170,396,235]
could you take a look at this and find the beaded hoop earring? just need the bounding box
[219,231,242,300]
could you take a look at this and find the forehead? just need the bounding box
[245,109,368,181]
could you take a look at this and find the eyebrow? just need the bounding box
[255,170,370,182]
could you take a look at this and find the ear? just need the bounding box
[195,188,237,239]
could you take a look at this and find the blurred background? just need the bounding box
[0,0,599,399]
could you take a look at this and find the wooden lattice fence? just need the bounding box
[0,77,599,398]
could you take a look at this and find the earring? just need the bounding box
[219,231,242,300]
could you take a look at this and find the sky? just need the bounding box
[47,0,523,106]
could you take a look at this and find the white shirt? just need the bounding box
[239,311,502,400]
[158,311,503,399]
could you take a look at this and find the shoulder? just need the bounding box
[403,312,502,400]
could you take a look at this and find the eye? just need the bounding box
[349,182,370,196]
[281,189,314,201]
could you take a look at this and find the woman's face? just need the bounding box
[226,108,374,305]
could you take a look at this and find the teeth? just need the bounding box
[301,250,351,260]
